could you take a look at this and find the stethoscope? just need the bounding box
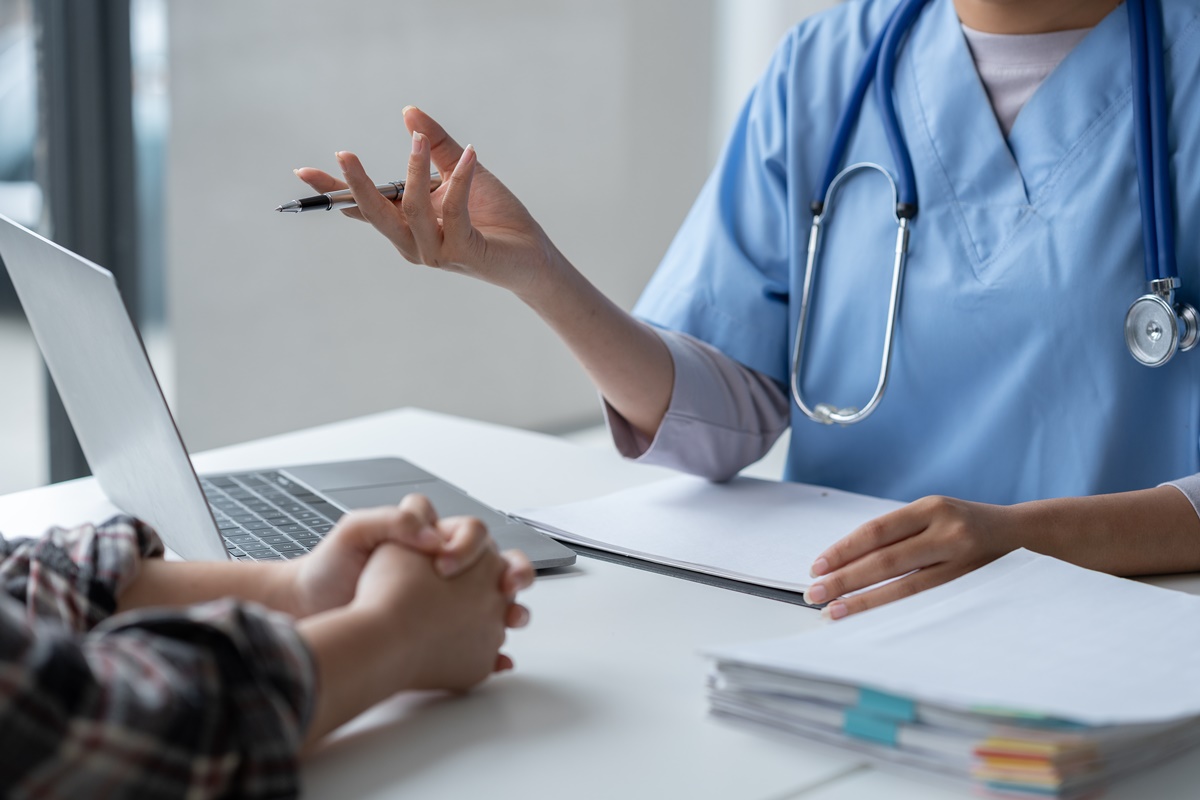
[791,0,1198,426]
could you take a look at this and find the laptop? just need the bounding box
[0,214,575,568]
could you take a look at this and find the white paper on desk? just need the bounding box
[708,549,1200,726]
[516,475,903,593]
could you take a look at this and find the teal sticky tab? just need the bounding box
[858,688,916,722]
[843,709,899,747]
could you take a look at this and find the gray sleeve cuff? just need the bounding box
[603,328,789,482]
[1162,474,1200,521]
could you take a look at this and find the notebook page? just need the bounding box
[517,475,903,592]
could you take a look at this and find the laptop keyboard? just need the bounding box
[200,471,344,561]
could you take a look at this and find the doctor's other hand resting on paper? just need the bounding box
[296,0,1200,622]
[0,493,533,798]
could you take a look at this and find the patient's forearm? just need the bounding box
[117,559,290,615]
[296,605,406,748]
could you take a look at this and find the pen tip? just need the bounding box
[275,206,283,212]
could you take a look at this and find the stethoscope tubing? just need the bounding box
[1129,0,1160,282]
[814,0,1177,282]
[873,0,927,215]
[812,8,890,214]
[797,0,1194,419]
[1142,0,1177,283]
[813,0,928,216]
[1129,0,1181,284]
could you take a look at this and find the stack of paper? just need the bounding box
[706,550,1200,798]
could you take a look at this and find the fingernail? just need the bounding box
[810,557,829,578]
[436,556,458,575]
[402,104,415,114]
[412,132,424,155]
[335,151,347,171]
[804,583,828,605]
[513,607,530,628]
[822,601,848,621]
[415,526,441,547]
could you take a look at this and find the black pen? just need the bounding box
[276,175,443,212]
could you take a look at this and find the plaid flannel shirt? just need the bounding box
[0,516,317,799]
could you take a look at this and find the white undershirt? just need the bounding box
[960,24,1092,136]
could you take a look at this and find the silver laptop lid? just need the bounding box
[0,214,227,560]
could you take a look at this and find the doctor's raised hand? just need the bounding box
[296,105,679,440]
[295,106,560,300]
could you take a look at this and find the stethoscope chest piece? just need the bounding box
[1124,279,1199,367]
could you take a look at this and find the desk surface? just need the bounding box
[1,408,1197,799]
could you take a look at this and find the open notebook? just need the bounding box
[517,475,903,602]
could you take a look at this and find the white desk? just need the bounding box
[1,408,1197,799]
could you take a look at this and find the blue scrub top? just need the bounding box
[634,0,1200,505]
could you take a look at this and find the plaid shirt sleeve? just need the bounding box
[0,516,317,799]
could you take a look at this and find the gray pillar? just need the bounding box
[33,0,139,482]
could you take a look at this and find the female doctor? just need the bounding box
[298,0,1200,619]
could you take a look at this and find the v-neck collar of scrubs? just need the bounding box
[960,23,1092,137]
[906,0,1133,268]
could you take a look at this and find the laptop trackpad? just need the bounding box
[324,482,512,528]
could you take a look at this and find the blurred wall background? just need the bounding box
[1,0,833,494]
[166,0,833,452]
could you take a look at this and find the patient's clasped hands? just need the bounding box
[288,493,534,743]
[119,492,534,745]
